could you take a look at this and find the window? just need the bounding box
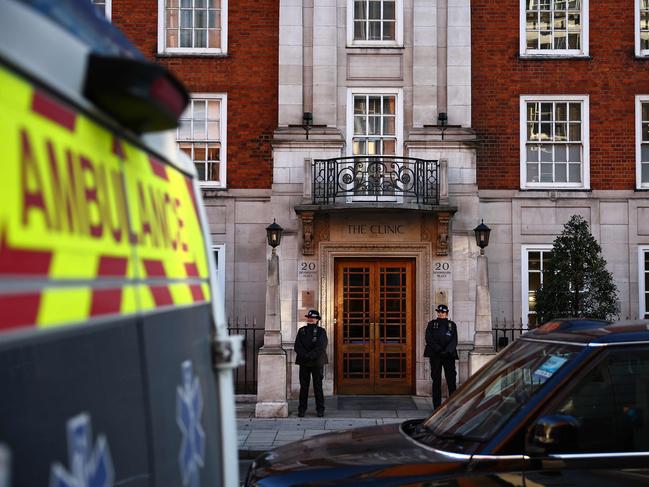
[636,0,649,56]
[177,94,226,187]
[351,93,398,156]
[213,244,225,304]
[90,0,111,19]
[522,245,553,328]
[520,95,589,189]
[541,348,649,453]
[346,89,402,199]
[347,0,403,46]
[158,0,227,54]
[636,97,649,188]
[520,0,588,56]
[640,247,649,319]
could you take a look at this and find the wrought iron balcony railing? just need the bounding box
[312,156,439,206]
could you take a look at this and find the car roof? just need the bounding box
[522,319,649,346]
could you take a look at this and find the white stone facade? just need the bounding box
[269,0,479,400]
[481,190,649,326]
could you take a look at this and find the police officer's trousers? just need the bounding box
[298,365,325,414]
[429,355,457,409]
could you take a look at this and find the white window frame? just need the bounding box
[640,246,649,319]
[636,96,649,189]
[157,0,228,55]
[345,88,403,202]
[213,244,226,307]
[519,0,589,57]
[522,244,554,328]
[346,0,403,47]
[346,87,403,157]
[178,93,227,188]
[520,94,590,190]
[636,0,649,56]
[91,0,111,20]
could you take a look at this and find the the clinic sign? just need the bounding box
[332,214,420,241]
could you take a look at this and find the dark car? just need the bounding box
[245,320,649,486]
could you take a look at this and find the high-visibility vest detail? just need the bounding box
[0,65,211,332]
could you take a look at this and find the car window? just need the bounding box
[543,347,649,453]
[423,340,581,443]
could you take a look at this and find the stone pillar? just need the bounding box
[278,0,303,126]
[469,253,496,375]
[255,249,289,417]
[447,0,472,127]
[311,0,337,126]
[413,0,438,127]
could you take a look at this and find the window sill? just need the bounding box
[519,187,591,192]
[201,186,228,197]
[635,54,649,60]
[200,183,226,188]
[346,44,405,50]
[157,52,229,59]
[518,54,591,60]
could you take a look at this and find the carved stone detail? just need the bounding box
[436,212,452,256]
[317,214,330,242]
[420,215,435,243]
[300,212,315,256]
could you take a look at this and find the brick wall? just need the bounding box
[112,0,278,189]
[472,0,649,189]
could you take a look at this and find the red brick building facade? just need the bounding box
[107,0,280,322]
[472,0,649,324]
[112,0,278,190]
[473,1,649,190]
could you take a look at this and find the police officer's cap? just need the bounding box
[435,304,449,313]
[305,309,321,320]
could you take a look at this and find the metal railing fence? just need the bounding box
[227,316,263,395]
[492,318,528,351]
[312,156,439,205]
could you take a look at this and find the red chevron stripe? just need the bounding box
[143,259,166,277]
[90,289,123,316]
[32,91,76,131]
[150,286,173,306]
[97,256,128,277]
[0,293,40,330]
[149,156,169,181]
[189,284,205,302]
[184,262,199,277]
[0,233,52,276]
[112,137,126,159]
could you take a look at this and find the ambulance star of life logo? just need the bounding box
[177,360,205,487]
[50,413,114,487]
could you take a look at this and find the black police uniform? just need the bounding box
[294,317,328,416]
[424,314,459,409]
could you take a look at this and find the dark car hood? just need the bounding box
[247,422,469,486]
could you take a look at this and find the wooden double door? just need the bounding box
[335,259,414,394]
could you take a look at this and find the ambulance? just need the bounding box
[0,0,242,485]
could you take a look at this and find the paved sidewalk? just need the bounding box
[237,396,433,459]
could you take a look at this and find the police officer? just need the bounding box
[424,304,458,409]
[294,309,328,417]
